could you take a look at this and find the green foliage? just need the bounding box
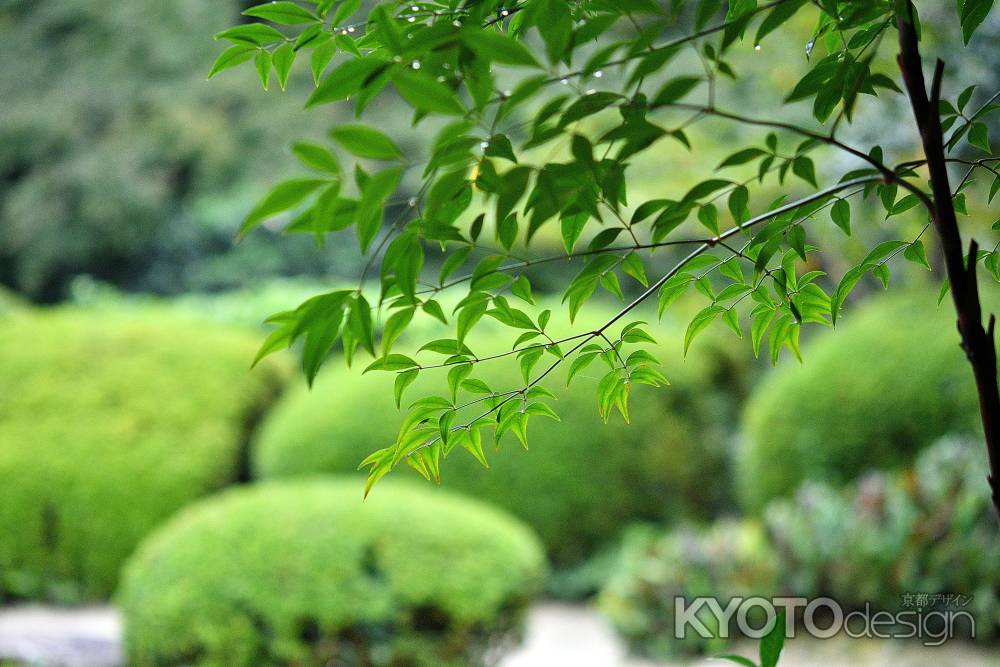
[0,308,289,601]
[598,520,778,657]
[765,436,1000,635]
[738,291,982,511]
[0,0,356,302]
[253,315,749,566]
[118,477,546,667]
[212,0,1000,492]
[597,437,1000,658]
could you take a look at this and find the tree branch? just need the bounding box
[896,0,1000,518]
[400,176,881,459]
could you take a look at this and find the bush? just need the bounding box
[738,291,981,511]
[253,310,749,567]
[0,308,289,602]
[765,437,1000,634]
[598,437,999,658]
[598,520,778,657]
[118,477,546,667]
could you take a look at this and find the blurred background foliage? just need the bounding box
[1,0,999,664]
[0,0,360,302]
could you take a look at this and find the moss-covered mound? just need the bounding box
[253,317,750,566]
[0,309,288,601]
[118,477,546,667]
[737,291,981,511]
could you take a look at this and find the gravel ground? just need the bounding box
[1,602,997,667]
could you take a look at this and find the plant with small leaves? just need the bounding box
[211,0,1000,510]
[715,610,785,667]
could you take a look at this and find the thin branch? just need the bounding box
[400,176,881,459]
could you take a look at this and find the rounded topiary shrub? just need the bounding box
[737,291,981,511]
[253,317,749,566]
[0,308,288,601]
[118,477,546,667]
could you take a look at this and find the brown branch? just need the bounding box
[896,1,1000,518]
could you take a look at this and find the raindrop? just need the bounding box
[593,70,603,78]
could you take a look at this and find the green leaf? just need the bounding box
[363,354,418,373]
[239,178,327,238]
[330,124,403,160]
[357,167,402,251]
[567,352,599,386]
[243,2,318,25]
[714,655,757,667]
[830,198,851,235]
[307,58,386,107]
[349,294,375,356]
[751,308,775,358]
[272,42,296,90]
[292,142,340,173]
[254,49,272,89]
[559,92,621,127]
[718,147,767,169]
[684,305,724,355]
[215,23,286,46]
[560,213,589,253]
[446,363,473,401]
[698,204,720,234]
[461,29,542,67]
[754,0,807,45]
[331,0,362,26]
[969,122,991,152]
[904,239,931,270]
[652,76,701,107]
[960,0,995,44]
[392,68,466,116]
[461,427,490,468]
[524,402,560,421]
[511,276,535,304]
[371,4,404,53]
[658,277,692,318]
[208,45,257,78]
[394,368,419,408]
[621,253,648,286]
[381,307,414,356]
[791,156,817,187]
[309,39,337,83]
[760,610,786,667]
[831,265,865,324]
[696,0,724,29]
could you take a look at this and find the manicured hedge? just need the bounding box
[119,477,546,667]
[0,309,289,601]
[737,291,981,511]
[253,315,749,566]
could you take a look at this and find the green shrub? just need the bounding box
[598,520,778,657]
[253,310,749,566]
[599,437,999,658]
[738,291,981,511]
[765,437,1000,634]
[0,308,289,602]
[119,477,545,667]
